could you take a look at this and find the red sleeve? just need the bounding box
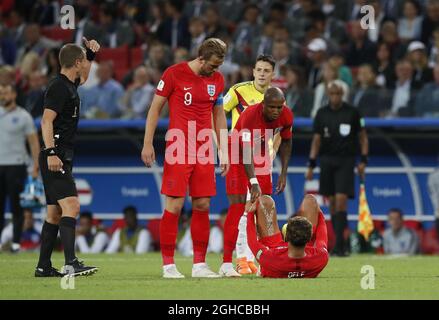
[314,211,328,250]
[155,66,175,98]
[246,212,267,259]
[280,107,293,139]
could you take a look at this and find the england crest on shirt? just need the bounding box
[207,84,215,97]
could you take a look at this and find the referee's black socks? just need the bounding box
[37,221,59,269]
[333,211,348,255]
[59,216,77,264]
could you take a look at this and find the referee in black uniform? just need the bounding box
[306,81,369,257]
[35,38,100,277]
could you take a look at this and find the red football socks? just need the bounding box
[160,210,179,266]
[191,209,210,264]
[222,203,245,263]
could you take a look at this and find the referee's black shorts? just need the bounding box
[319,155,355,199]
[39,150,77,205]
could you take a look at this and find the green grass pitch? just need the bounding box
[1,252,439,299]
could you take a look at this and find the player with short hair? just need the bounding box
[35,38,100,277]
[141,38,229,278]
[219,87,293,277]
[221,55,277,275]
[244,194,329,278]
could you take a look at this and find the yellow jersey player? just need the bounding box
[221,55,277,277]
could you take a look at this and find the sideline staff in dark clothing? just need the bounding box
[35,38,100,277]
[306,80,369,257]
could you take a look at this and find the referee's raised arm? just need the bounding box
[79,37,100,85]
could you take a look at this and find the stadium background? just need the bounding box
[1,0,439,253]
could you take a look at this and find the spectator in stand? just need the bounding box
[75,211,109,254]
[347,0,368,21]
[30,0,60,26]
[5,8,26,48]
[414,65,439,117]
[79,61,125,119]
[173,47,190,64]
[284,65,313,117]
[15,24,59,67]
[271,40,292,91]
[233,4,262,63]
[428,28,439,67]
[345,20,377,67]
[188,17,206,59]
[204,4,228,39]
[383,208,420,255]
[251,22,275,61]
[381,0,405,21]
[398,0,423,43]
[421,0,439,45]
[387,59,419,117]
[406,41,434,86]
[351,64,389,117]
[367,0,386,43]
[17,51,42,96]
[380,20,406,61]
[146,1,165,36]
[106,206,152,254]
[305,38,327,89]
[183,0,209,18]
[0,25,17,65]
[157,0,191,50]
[121,66,154,119]
[72,3,103,46]
[98,3,135,48]
[306,9,346,53]
[328,52,353,87]
[311,63,349,118]
[373,42,397,89]
[24,70,46,119]
[44,47,60,81]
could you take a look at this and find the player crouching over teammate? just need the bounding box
[243,194,329,278]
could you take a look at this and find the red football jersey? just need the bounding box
[156,62,225,161]
[230,102,293,173]
[247,211,329,279]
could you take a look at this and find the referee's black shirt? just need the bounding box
[43,74,81,152]
[313,103,364,156]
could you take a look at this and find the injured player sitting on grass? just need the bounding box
[242,194,329,278]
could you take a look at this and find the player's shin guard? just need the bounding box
[191,210,210,264]
[160,210,179,266]
[37,221,59,268]
[223,203,245,263]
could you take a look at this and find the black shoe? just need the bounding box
[62,258,98,277]
[35,266,65,277]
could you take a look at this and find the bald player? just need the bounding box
[219,87,293,277]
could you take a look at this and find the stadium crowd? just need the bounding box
[2,0,439,119]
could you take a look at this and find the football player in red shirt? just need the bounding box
[219,87,293,277]
[245,194,329,278]
[141,38,229,278]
